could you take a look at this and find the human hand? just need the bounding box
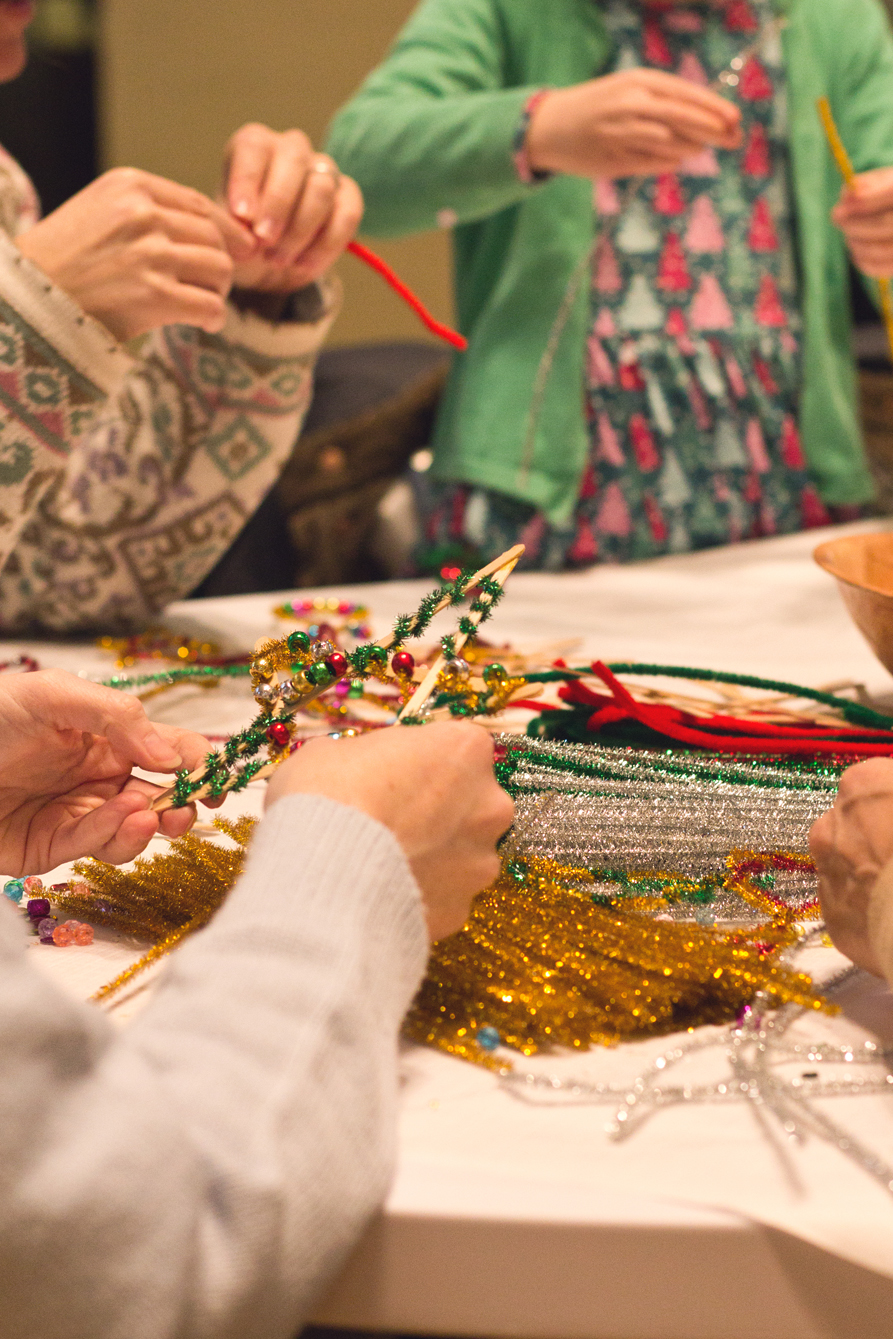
[265,721,514,940]
[221,123,363,292]
[0,670,212,876]
[16,168,255,341]
[832,167,893,278]
[526,70,741,179]
[809,758,893,977]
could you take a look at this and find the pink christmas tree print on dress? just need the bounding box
[587,336,615,387]
[781,415,806,468]
[748,198,779,252]
[596,412,626,465]
[685,195,725,253]
[657,233,692,291]
[594,307,617,338]
[739,56,773,101]
[666,306,695,354]
[594,177,621,216]
[643,15,673,66]
[725,0,759,31]
[752,352,779,395]
[745,418,771,473]
[594,236,622,293]
[595,482,633,537]
[690,274,735,330]
[686,375,713,431]
[654,173,686,216]
[664,8,702,32]
[724,355,748,398]
[800,485,831,528]
[643,493,668,544]
[679,146,720,177]
[578,461,598,499]
[677,51,709,85]
[518,511,547,561]
[568,517,599,564]
[754,274,787,326]
[743,123,770,177]
[629,414,661,472]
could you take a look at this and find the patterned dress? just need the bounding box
[419,0,856,574]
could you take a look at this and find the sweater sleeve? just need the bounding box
[0,226,339,632]
[0,793,429,1339]
[326,0,545,236]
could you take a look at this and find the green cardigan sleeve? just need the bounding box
[825,0,893,174]
[325,0,548,236]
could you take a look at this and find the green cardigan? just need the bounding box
[328,0,893,524]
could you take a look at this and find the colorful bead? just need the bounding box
[445,658,470,677]
[266,722,291,750]
[348,680,365,698]
[26,898,51,920]
[37,917,57,942]
[483,663,508,685]
[477,1027,501,1051]
[391,650,415,677]
[52,921,76,947]
[365,645,388,668]
[2,878,24,903]
[287,630,312,658]
[278,677,303,705]
[72,923,94,946]
[305,661,335,688]
[324,651,349,679]
[253,681,276,704]
[252,657,274,681]
[69,882,89,898]
[22,875,43,895]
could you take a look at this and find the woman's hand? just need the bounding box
[526,69,741,180]
[221,123,364,292]
[832,167,893,278]
[266,720,514,941]
[0,670,211,876]
[17,169,254,341]
[809,758,893,977]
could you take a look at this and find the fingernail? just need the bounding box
[232,199,252,219]
[144,734,182,768]
[255,219,276,240]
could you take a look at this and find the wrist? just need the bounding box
[229,281,325,324]
[514,89,555,184]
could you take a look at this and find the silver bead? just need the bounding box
[311,639,336,658]
[445,657,470,677]
[253,681,276,704]
[278,678,303,705]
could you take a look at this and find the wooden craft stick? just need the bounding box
[150,543,526,812]
[817,95,893,365]
[398,546,525,720]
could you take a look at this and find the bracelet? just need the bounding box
[512,88,554,185]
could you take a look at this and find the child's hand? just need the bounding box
[526,70,741,180]
[832,167,893,278]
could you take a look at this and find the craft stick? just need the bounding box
[398,547,525,720]
[150,544,526,812]
[817,95,893,365]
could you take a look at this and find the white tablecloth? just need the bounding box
[10,522,893,1339]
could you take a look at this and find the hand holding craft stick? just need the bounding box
[818,95,893,365]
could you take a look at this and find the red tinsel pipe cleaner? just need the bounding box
[347,240,468,350]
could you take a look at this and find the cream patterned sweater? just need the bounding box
[0,147,337,633]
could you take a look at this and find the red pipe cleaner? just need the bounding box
[347,240,468,350]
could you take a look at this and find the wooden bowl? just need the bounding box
[814,532,893,674]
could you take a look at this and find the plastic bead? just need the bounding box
[483,663,508,685]
[22,875,44,895]
[348,680,365,699]
[69,882,90,898]
[52,921,76,947]
[287,630,311,658]
[445,658,471,677]
[477,1026,501,1051]
[72,923,94,946]
[2,878,24,903]
[252,656,274,681]
[266,722,291,750]
[26,898,51,921]
[37,917,57,943]
[253,681,276,704]
[278,677,303,705]
[305,661,335,688]
[365,645,388,669]
[324,651,349,679]
[391,650,415,677]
